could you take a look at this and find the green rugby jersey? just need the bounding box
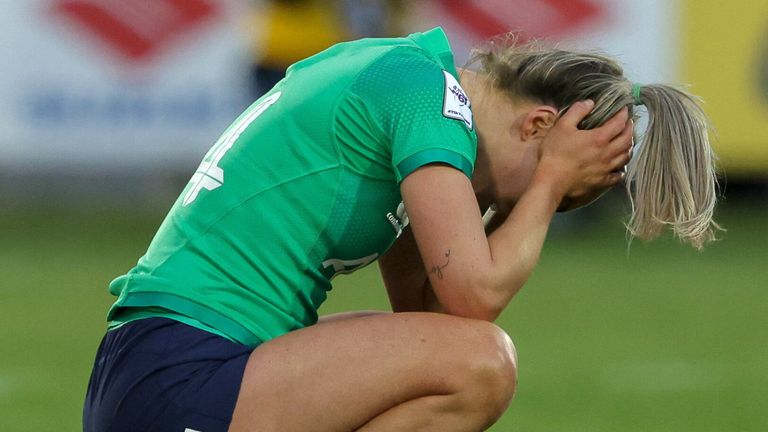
[108,27,478,347]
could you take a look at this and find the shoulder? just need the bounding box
[350,45,469,127]
[354,45,447,92]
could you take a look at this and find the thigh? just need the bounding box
[229,312,513,432]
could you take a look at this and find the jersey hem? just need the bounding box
[109,308,237,342]
[110,292,263,347]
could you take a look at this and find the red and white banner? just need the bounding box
[407,0,676,84]
[0,0,250,170]
[51,0,220,62]
[0,0,675,171]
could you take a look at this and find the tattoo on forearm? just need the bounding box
[429,249,451,280]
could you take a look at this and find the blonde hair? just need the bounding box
[469,36,721,249]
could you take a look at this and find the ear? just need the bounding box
[520,106,558,141]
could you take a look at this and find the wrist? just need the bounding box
[531,164,569,200]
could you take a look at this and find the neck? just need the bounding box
[458,69,494,203]
[458,68,540,211]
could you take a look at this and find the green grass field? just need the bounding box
[1,196,766,431]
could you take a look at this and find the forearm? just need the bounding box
[385,264,446,314]
[380,229,432,312]
[470,169,565,318]
[381,204,504,314]
[421,280,445,313]
[399,166,563,320]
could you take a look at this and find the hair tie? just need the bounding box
[632,83,643,106]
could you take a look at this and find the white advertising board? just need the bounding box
[0,0,251,170]
[0,0,674,171]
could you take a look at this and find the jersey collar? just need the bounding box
[408,27,460,79]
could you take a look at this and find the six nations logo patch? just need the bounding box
[442,70,473,130]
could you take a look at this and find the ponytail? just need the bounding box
[469,36,722,248]
[627,84,721,249]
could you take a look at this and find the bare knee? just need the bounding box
[455,321,518,425]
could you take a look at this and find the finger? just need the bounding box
[607,118,634,157]
[603,171,626,187]
[610,151,631,172]
[595,107,630,141]
[558,100,595,128]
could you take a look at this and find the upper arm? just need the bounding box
[354,48,490,316]
[400,164,495,320]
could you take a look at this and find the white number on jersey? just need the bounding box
[322,253,379,279]
[183,92,282,206]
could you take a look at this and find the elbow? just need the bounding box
[445,294,504,322]
[473,300,505,322]
[442,275,512,322]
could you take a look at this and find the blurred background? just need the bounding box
[1,0,766,430]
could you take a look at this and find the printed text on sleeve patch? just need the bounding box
[442,70,473,130]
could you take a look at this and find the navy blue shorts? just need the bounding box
[83,318,253,432]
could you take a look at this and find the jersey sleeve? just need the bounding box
[349,47,478,182]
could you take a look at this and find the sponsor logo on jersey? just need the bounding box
[322,253,379,279]
[386,201,410,238]
[442,70,473,130]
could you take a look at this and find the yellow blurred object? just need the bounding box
[682,1,768,175]
[245,0,349,69]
